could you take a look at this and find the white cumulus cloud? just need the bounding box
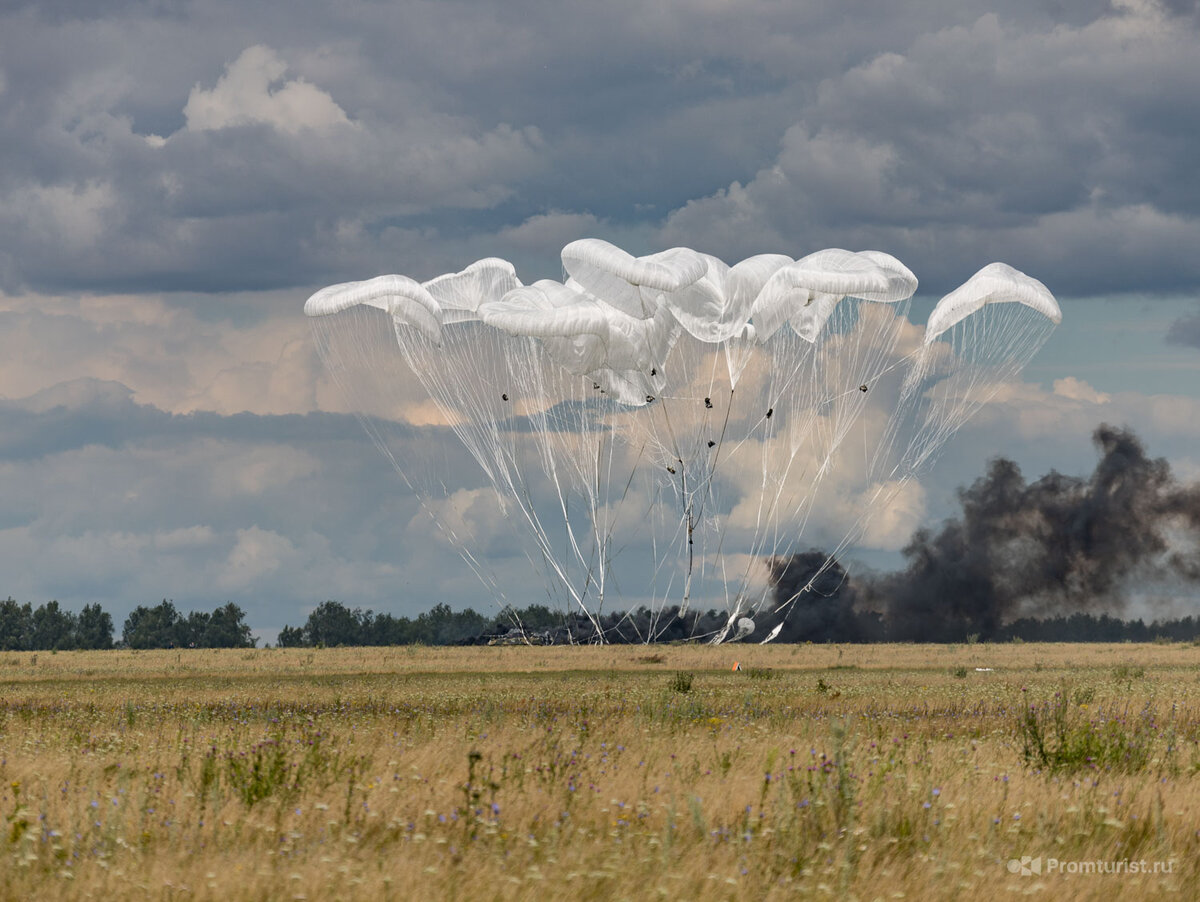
[184,45,354,135]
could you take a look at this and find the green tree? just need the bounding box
[0,597,33,650]
[276,624,305,647]
[123,599,183,649]
[415,602,489,645]
[202,603,255,648]
[366,612,417,645]
[303,601,368,647]
[496,603,561,633]
[179,610,210,647]
[76,604,114,650]
[416,603,453,644]
[30,600,77,650]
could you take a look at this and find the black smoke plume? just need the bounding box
[768,425,1200,642]
[760,552,880,643]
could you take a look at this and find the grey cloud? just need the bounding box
[1166,305,1200,349]
[5,1,1197,296]
[0,377,410,460]
[0,375,508,630]
[660,7,1200,294]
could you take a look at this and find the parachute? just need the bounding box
[305,275,443,343]
[306,242,1059,642]
[924,263,1059,343]
[895,262,1063,474]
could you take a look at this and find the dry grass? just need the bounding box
[2,642,1198,900]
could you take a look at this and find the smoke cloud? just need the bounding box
[767,424,1200,642]
[760,553,878,643]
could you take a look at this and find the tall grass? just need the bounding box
[0,644,1196,899]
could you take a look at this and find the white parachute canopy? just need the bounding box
[924,263,1060,343]
[561,238,708,318]
[423,257,522,324]
[777,259,1068,632]
[750,248,917,343]
[888,261,1063,476]
[305,274,444,343]
[304,241,1058,643]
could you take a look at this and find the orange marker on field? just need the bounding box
[732,661,741,672]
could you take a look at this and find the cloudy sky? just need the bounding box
[2,0,1199,642]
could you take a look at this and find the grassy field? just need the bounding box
[1,642,1197,900]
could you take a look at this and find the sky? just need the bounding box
[1,0,1199,643]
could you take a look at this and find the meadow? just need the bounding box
[1,642,1197,900]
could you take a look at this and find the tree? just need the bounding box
[417,603,455,644]
[304,601,366,647]
[76,604,114,650]
[276,624,305,647]
[494,603,563,634]
[123,600,183,649]
[202,603,255,648]
[179,610,210,647]
[30,600,77,650]
[0,597,32,650]
[366,613,417,645]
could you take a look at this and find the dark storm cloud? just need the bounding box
[2,0,1200,297]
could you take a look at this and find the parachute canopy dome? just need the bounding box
[561,238,708,318]
[304,240,1059,644]
[924,262,1060,343]
[750,249,918,343]
[304,274,444,343]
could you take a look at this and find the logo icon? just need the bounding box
[1007,856,1042,876]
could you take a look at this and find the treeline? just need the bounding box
[121,600,255,649]
[995,613,1200,644]
[0,599,114,650]
[0,598,255,650]
[277,601,560,647]
[278,600,1200,646]
[275,601,734,646]
[7,596,1200,650]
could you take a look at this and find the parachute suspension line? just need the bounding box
[337,317,518,601]
[591,425,607,615]
[310,314,512,605]
[773,302,1056,622]
[773,476,893,618]
[648,393,698,613]
[759,299,909,624]
[901,304,1055,475]
[442,331,598,631]
[588,416,645,641]
[699,384,738,604]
